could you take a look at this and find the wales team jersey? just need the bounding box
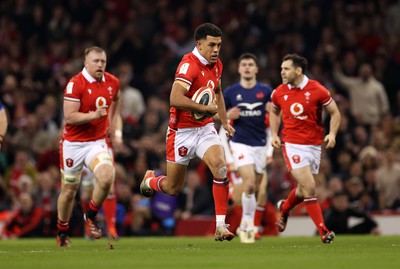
[271,76,332,145]
[62,68,120,142]
[169,48,222,129]
[224,82,272,146]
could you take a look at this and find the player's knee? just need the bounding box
[95,168,115,191]
[299,180,316,196]
[60,176,80,201]
[92,152,115,183]
[244,182,256,194]
[62,170,82,185]
[217,164,227,178]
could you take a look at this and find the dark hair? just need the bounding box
[282,53,308,73]
[238,53,258,66]
[84,46,105,58]
[194,23,222,41]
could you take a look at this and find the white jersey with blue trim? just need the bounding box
[223,81,272,146]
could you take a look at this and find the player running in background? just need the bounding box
[222,53,272,243]
[57,46,121,247]
[81,117,123,247]
[269,53,341,243]
[139,23,236,241]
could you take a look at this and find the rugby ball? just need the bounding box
[191,86,215,120]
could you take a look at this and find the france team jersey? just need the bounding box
[224,82,272,146]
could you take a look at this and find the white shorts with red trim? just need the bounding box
[166,123,222,165]
[60,139,110,173]
[281,142,321,174]
[229,141,267,174]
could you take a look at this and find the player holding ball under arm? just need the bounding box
[57,46,121,247]
[140,23,236,241]
[269,54,341,243]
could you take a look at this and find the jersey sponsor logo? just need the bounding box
[238,102,263,117]
[292,154,300,164]
[66,82,74,94]
[236,94,243,101]
[290,102,304,115]
[179,63,190,74]
[290,103,308,120]
[238,102,263,110]
[95,97,107,108]
[240,110,262,117]
[66,158,74,167]
[178,146,188,157]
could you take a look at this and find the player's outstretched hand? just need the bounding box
[223,123,235,138]
[324,133,336,149]
[271,135,281,148]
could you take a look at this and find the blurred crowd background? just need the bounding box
[0,0,400,238]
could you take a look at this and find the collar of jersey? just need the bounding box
[82,68,105,83]
[288,75,309,90]
[192,47,210,66]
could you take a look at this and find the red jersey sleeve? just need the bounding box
[271,89,279,109]
[175,59,199,88]
[64,76,83,103]
[318,84,333,106]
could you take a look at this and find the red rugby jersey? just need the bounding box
[62,68,120,142]
[271,76,332,145]
[169,48,222,128]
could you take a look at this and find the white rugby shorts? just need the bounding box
[166,123,222,165]
[60,139,111,173]
[229,141,267,174]
[281,142,321,174]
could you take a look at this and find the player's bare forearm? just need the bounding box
[268,107,282,138]
[109,96,121,128]
[326,100,341,137]
[64,99,107,125]
[324,100,341,149]
[64,109,107,125]
[269,107,282,148]
[215,89,229,125]
[170,82,209,113]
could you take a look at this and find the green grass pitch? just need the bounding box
[0,235,399,269]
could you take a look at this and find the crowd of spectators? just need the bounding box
[0,0,400,238]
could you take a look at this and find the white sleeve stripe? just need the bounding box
[64,97,81,102]
[175,77,192,85]
[322,97,333,106]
